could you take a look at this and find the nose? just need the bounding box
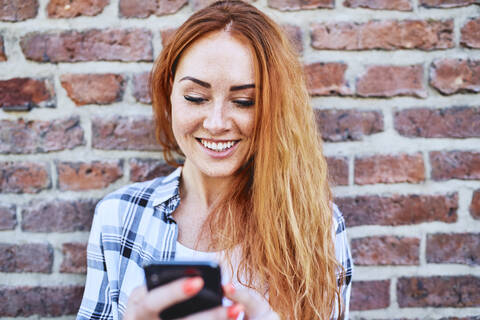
[203,102,230,134]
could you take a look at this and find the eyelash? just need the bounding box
[183,95,254,107]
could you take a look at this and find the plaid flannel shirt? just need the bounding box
[77,167,353,320]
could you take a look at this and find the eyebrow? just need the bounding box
[180,76,255,91]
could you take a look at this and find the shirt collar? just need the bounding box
[152,166,182,207]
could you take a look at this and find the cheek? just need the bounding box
[238,111,255,137]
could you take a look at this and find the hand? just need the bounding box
[224,283,280,320]
[124,277,243,320]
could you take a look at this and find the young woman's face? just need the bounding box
[170,31,256,179]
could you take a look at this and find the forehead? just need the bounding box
[174,31,256,83]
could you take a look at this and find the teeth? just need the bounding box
[200,139,236,152]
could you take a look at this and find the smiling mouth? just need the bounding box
[197,138,239,152]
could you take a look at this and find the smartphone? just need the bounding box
[143,261,223,320]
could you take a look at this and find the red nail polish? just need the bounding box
[182,277,203,295]
[227,304,243,319]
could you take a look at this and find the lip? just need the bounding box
[196,138,240,159]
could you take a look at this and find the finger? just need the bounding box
[180,304,243,320]
[223,284,267,317]
[143,277,204,315]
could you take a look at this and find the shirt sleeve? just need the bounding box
[332,204,353,320]
[77,200,118,320]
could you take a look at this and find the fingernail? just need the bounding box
[227,304,244,319]
[182,277,203,295]
[225,283,235,295]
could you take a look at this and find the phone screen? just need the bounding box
[144,261,223,320]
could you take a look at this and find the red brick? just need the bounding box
[160,28,177,48]
[430,59,480,95]
[326,157,348,186]
[0,286,83,316]
[57,161,123,191]
[471,190,480,220]
[268,0,333,10]
[0,243,53,273]
[304,63,351,96]
[397,276,480,307]
[92,116,161,151]
[0,117,84,154]
[395,107,480,138]
[130,159,175,182]
[0,0,38,21]
[60,243,87,274]
[352,236,420,265]
[21,29,153,63]
[0,162,50,194]
[420,0,476,8]
[0,78,55,111]
[355,153,424,185]
[119,0,187,18]
[133,72,151,104]
[311,20,452,51]
[0,205,16,230]
[351,280,390,310]
[314,109,383,142]
[356,65,426,98]
[282,24,303,54]
[61,74,125,106]
[430,151,480,181]
[0,36,6,61]
[47,0,108,18]
[343,0,412,10]
[21,199,97,232]
[336,193,458,227]
[427,233,480,266]
[461,18,480,49]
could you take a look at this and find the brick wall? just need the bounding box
[0,0,479,318]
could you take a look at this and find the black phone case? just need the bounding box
[144,261,223,320]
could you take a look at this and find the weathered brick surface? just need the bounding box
[92,116,161,151]
[352,236,420,265]
[60,243,87,274]
[0,205,16,230]
[430,59,480,95]
[21,29,153,63]
[351,280,390,310]
[133,72,151,104]
[314,109,383,142]
[420,0,477,8]
[354,153,425,185]
[397,276,480,307]
[129,159,175,182]
[160,28,177,47]
[0,286,84,316]
[471,190,480,220]
[0,243,53,273]
[0,36,6,61]
[311,20,452,51]
[395,107,480,138]
[0,0,38,21]
[268,0,333,10]
[0,118,84,154]
[430,151,480,181]
[305,63,351,96]
[343,0,412,10]
[47,0,108,18]
[356,65,426,98]
[0,162,50,194]
[326,157,348,186]
[119,0,187,18]
[461,18,480,49]
[282,24,303,54]
[427,233,480,266]
[0,78,55,111]
[21,199,97,232]
[61,74,125,106]
[57,161,123,191]
[336,193,458,227]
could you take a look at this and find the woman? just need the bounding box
[77,1,352,319]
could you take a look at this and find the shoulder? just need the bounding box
[332,203,347,236]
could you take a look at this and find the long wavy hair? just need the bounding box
[150,1,343,318]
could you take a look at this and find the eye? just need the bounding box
[184,95,207,104]
[234,99,255,107]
